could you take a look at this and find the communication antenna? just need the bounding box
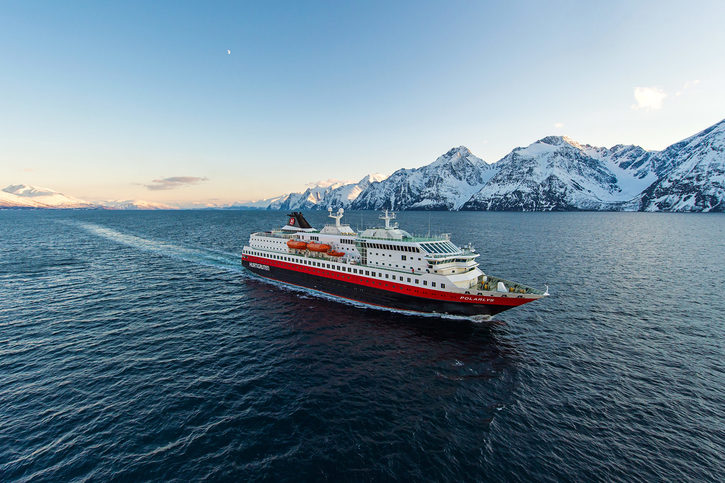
[328,207,344,227]
[380,209,396,229]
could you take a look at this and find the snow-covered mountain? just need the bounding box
[229,194,288,210]
[460,136,658,211]
[0,189,46,208]
[1,184,97,209]
[239,120,724,213]
[257,174,387,211]
[0,184,181,210]
[4,119,722,212]
[350,147,495,211]
[637,120,725,212]
[100,200,177,210]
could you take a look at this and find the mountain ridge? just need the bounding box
[4,119,723,212]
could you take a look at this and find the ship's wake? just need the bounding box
[250,274,494,323]
[75,221,493,323]
[75,222,245,274]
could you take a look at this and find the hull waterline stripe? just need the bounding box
[241,254,534,308]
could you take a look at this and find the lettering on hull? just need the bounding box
[242,259,531,317]
[459,296,496,303]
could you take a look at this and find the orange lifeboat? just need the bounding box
[327,250,345,257]
[287,239,307,250]
[307,242,331,252]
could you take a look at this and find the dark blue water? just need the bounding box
[1,210,724,481]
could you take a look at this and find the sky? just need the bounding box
[1,0,724,206]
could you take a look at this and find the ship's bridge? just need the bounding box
[359,227,412,240]
[321,224,356,235]
[320,207,357,236]
[418,240,463,255]
[358,209,413,241]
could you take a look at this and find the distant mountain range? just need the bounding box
[0,184,97,209]
[3,119,723,212]
[243,118,724,212]
[0,185,174,210]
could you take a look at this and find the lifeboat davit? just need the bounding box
[307,242,331,252]
[287,239,307,250]
[327,250,345,257]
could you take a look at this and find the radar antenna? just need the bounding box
[328,207,344,227]
[380,209,396,229]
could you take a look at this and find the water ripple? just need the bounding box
[0,210,723,481]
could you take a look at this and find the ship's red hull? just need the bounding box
[242,254,535,317]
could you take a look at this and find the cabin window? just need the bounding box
[441,284,445,288]
[423,281,427,286]
[415,279,419,284]
[407,278,411,283]
[385,274,389,279]
[365,271,369,276]
[432,282,436,287]
[401,255,406,261]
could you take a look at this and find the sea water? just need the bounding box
[1,210,723,480]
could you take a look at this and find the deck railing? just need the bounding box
[480,275,545,295]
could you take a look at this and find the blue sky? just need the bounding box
[1,0,724,204]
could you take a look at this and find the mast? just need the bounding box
[380,209,396,229]
[328,207,344,227]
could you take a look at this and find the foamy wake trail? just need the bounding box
[74,222,488,321]
[76,222,246,274]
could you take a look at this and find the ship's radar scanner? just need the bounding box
[380,210,398,229]
[328,207,345,227]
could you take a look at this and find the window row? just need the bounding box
[246,250,445,289]
[360,242,419,252]
[419,241,461,254]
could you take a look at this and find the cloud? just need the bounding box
[684,79,700,89]
[675,79,700,96]
[227,49,231,55]
[631,86,667,110]
[554,122,564,129]
[145,176,208,191]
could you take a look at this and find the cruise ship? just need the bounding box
[241,210,548,317]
